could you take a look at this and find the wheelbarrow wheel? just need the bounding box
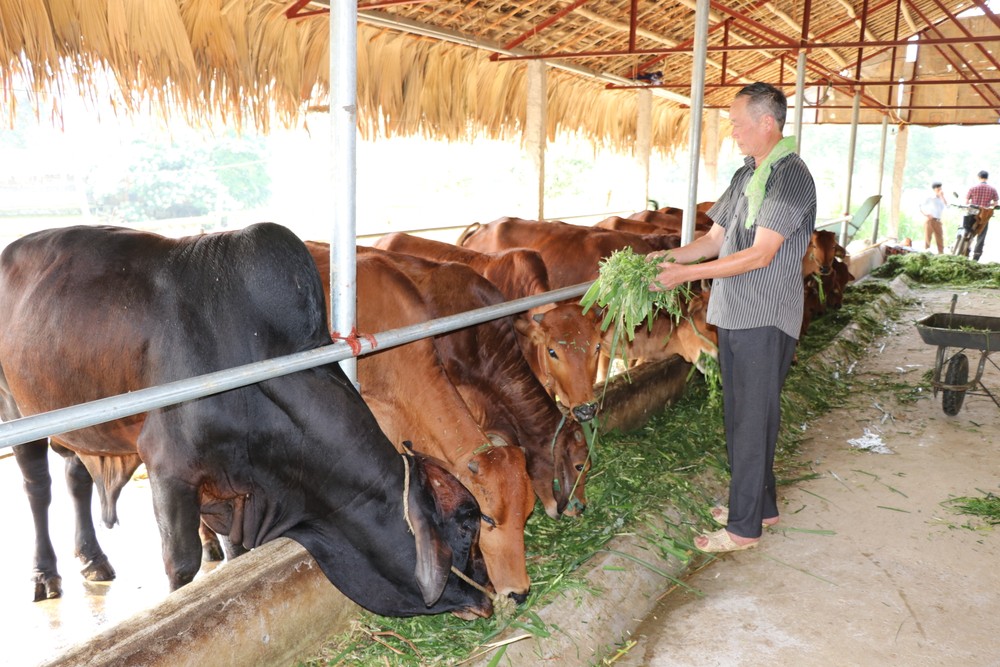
[942,353,969,416]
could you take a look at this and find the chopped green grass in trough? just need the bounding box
[300,276,908,666]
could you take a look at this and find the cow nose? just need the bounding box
[819,265,832,276]
[564,497,587,517]
[572,402,597,422]
[508,590,529,605]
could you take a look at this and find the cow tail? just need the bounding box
[456,222,482,246]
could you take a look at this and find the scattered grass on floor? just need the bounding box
[942,492,1000,526]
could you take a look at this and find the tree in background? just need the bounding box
[87,135,271,227]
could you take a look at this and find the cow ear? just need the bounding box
[405,453,453,607]
[585,305,605,321]
[513,315,545,345]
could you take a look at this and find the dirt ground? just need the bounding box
[613,284,1000,667]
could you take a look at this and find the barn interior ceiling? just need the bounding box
[315,0,1000,129]
[1,1,997,153]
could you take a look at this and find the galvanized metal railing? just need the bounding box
[0,283,592,451]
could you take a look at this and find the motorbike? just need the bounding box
[950,191,995,258]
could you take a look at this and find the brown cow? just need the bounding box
[594,216,683,238]
[800,230,850,337]
[307,242,533,602]
[597,287,718,381]
[356,245,591,520]
[801,230,843,279]
[458,217,681,289]
[373,232,601,422]
[626,205,716,236]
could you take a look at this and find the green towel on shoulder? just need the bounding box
[744,135,797,229]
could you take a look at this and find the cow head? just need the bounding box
[458,444,534,604]
[670,289,718,373]
[802,230,841,278]
[552,421,590,518]
[398,447,494,618]
[515,303,601,423]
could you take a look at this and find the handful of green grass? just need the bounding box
[580,248,692,366]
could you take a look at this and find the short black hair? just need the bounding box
[932,182,942,189]
[979,170,989,179]
[735,82,788,131]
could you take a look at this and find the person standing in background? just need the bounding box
[920,182,947,254]
[965,170,998,262]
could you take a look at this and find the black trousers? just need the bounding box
[719,326,797,539]
[963,214,990,261]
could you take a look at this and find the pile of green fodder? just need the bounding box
[871,252,1000,288]
[301,280,898,667]
[942,492,1000,526]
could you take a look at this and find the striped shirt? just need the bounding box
[967,182,998,208]
[706,152,817,339]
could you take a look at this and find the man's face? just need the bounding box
[728,95,770,160]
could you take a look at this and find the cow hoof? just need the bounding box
[33,574,62,601]
[80,554,116,582]
[202,541,225,563]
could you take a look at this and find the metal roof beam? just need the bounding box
[495,33,1000,62]
[355,8,694,105]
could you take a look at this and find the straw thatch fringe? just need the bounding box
[0,0,694,153]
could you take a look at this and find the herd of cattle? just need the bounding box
[0,206,851,621]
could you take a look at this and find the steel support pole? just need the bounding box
[331,2,358,385]
[842,91,861,247]
[0,284,592,451]
[792,51,806,149]
[872,115,889,244]
[684,0,710,246]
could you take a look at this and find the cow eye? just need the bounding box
[547,348,558,359]
[481,514,497,528]
[575,463,586,472]
[595,343,601,352]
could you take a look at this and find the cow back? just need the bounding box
[459,217,675,288]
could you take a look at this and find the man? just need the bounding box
[965,170,998,261]
[649,82,816,552]
[920,182,947,254]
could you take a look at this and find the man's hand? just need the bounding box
[650,256,686,292]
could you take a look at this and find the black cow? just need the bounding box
[0,223,492,618]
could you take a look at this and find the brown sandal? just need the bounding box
[695,528,759,553]
[710,506,779,528]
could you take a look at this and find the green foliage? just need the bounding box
[87,135,270,224]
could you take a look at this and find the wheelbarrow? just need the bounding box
[914,294,1000,416]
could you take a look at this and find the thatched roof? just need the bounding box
[1,1,997,153]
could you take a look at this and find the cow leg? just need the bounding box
[198,520,225,562]
[149,476,203,590]
[13,440,62,601]
[197,520,248,562]
[61,452,116,582]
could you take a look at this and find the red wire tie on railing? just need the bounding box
[332,328,378,356]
